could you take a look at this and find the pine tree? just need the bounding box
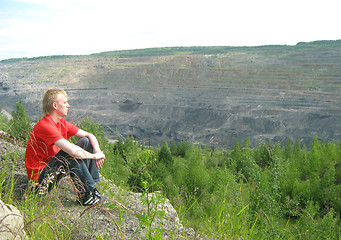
[9,101,32,142]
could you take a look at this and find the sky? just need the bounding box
[0,0,340,60]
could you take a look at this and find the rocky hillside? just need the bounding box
[0,135,197,239]
[1,41,341,149]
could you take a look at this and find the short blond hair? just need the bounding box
[42,89,67,115]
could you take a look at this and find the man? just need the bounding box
[25,89,106,206]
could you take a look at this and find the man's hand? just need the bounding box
[94,151,105,169]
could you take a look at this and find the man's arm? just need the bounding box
[54,133,105,169]
[74,129,102,153]
[74,129,105,169]
[54,138,104,160]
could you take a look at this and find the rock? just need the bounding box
[49,175,197,239]
[0,109,12,120]
[0,200,28,240]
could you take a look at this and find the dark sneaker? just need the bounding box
[78,191,99,206]
[92,188,107,203]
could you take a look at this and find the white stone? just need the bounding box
[0,200,28,240]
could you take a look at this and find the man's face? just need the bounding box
[54,93,70,117]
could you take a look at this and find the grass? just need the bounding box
[0,152,126,239]
[1,134,341,239]
[0,152,180,239]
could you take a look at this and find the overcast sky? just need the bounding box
[0,0,340,60]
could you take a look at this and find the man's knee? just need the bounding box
[76,137,94,153]
[76,137,90,146]
[76,137,90,148]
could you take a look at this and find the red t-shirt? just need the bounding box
[25,115,79,181]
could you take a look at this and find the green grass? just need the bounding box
[1,132,341,239]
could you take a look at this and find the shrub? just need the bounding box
[157,141,173,167]
[296,201,340,239]
[170,141,178,156]
[233,139,261,183]
[176,140,189,157]
[8,101,32,142]
[78,115,108,147]
[127,149,158,192]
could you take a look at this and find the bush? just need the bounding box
[176,140,189,157]
[157,141,173,167]
[127,149,160,192]
[78,115,108,147]
[8,101,32,142]
[297,201,340,239]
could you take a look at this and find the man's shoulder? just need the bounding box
[33,116,59,133]
[36,115,54,126]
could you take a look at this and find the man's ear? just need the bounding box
[52,102,58,110]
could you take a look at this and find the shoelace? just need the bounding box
[93,189,102,199]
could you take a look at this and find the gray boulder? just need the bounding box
[0,200,28,240]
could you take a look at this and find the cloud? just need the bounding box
[0,0,340,60]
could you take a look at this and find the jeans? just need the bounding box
[38,137,100,193]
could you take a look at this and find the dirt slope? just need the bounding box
[1,42,340,149]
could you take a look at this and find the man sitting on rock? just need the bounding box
[25,88,106,206]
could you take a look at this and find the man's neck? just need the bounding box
[49,113,63,124]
